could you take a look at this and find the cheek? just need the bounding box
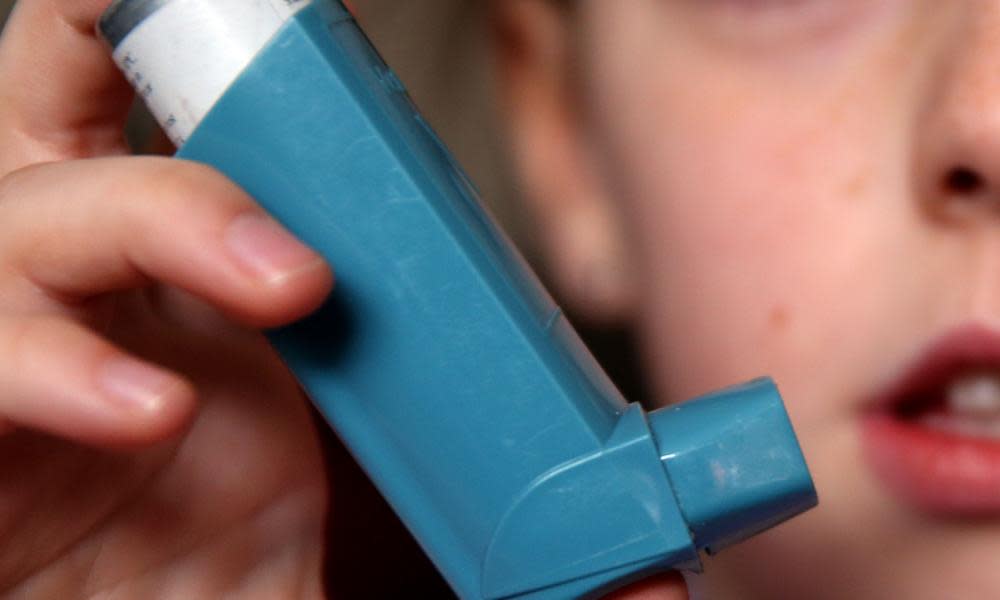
[633,132,873,403]
[589,34,920,417]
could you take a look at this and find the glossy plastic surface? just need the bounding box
[170,2,817,598]
[649,379,818,555]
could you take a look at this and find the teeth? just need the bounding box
[918,372,1000,439]
[919,413,1000,439]
[946,372,1000,416]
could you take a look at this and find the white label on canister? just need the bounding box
[112,0,312,146]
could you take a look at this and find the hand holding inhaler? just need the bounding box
[0,1,331,596]
[0,0,816,598]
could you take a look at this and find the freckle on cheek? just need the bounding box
[769,305,791,331]
[842,168,872,201]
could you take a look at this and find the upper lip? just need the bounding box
[870,322,1000,415]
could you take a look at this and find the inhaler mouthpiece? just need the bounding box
[648,378,816,554]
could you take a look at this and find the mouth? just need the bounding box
[862,324,1000,516]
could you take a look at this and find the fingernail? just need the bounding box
[225,213,324,285]
[100,358,177,413]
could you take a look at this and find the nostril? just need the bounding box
[943,166,985,195]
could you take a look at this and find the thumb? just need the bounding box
[603,572,689,600]
[0,0,132,173]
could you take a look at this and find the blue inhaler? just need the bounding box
[99,1,818,598]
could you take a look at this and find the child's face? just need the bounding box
[501,1,1000,598]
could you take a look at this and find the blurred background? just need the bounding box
[0,2,646,597]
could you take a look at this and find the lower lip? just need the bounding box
[861,411,1000,515]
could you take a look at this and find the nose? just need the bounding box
[912,7,1000,222]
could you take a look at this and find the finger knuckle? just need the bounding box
[0,163,47,209]
[1,316,63,373]
[148,159,253,215]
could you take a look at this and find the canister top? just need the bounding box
[99,0,172,49]
[97,0,313,146]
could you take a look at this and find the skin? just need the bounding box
[494,0,1000,598]
[0,1,332,597]
[17,0,994,598]
[0,1,675,598]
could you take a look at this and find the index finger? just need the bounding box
[0,0,133,175]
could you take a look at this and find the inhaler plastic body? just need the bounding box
[100,1,818,598]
